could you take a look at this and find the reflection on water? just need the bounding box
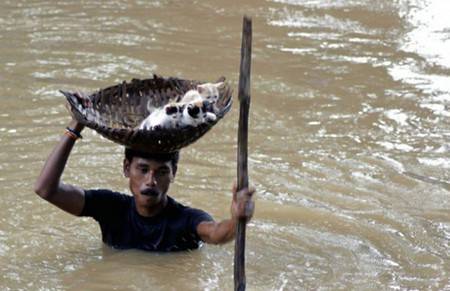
[0,0,449,290]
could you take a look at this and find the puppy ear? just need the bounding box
[197,84,204,94]
[215,82,225,89]
[165,105,178,115]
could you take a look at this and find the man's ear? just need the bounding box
[123,158,131,177]
[170,165,177,183]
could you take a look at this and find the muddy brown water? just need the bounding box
[1,0,449,290]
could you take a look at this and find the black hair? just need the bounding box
[124,148,180,175]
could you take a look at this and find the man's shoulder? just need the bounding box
[166,196,197,214]
[85,188,131,200]
[166,197,214,222]
[81,188,132,218]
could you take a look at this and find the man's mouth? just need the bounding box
[140,188,160,197]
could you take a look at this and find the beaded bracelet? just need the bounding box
[65,127,83,140]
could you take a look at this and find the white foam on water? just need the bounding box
[384,109,409,126]
[389,63,450,94]
[420,103,450,117]
[390,0,450,102]
[280,47,317,54]
[399,0,450,69]
[417,157,450,169]
[377,141,414,152]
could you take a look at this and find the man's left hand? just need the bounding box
[231,183,256,222]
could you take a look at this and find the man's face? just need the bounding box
[123,157,174,208]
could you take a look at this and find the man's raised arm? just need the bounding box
[196,184,255,245]
[34,118,86,216]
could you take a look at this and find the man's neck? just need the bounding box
[136,195,168,217]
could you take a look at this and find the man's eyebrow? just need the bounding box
[136,163,169,170]
[136,162,150,167]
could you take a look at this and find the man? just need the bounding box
[34,118,255,252]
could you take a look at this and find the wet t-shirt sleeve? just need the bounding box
[80,189,130,222]
[185,207,214,240]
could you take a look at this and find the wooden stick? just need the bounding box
[234,15,252,291]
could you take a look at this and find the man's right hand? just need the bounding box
[65,91,88,133]
[67,118,85,135]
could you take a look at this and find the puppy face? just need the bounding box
[187,101,203,118]
[197,82,223,102]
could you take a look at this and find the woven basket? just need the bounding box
[61,74,233,153]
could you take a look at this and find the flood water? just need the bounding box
[1,0,449,290]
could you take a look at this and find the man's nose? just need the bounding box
[145,170,157,186]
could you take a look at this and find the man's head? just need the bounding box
[123,148,180,212]
[124,148,180,176]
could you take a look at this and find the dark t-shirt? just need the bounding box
[80,189,214,252]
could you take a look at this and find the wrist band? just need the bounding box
[66,127,83,140]
[64,130,78,141]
